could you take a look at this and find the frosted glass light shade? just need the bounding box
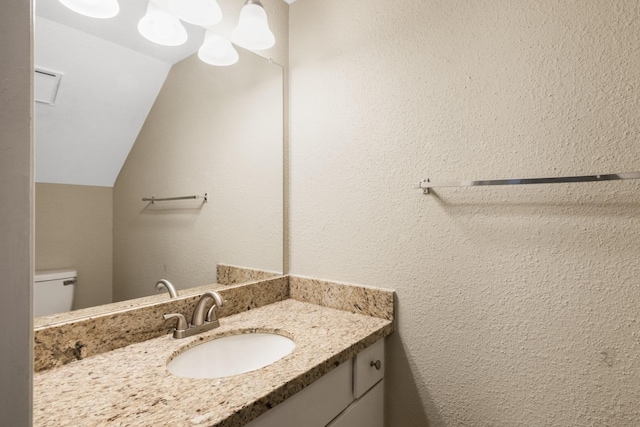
[198,32,239,66]
[58,0,120,19]
[231,0,275,51]
[170,0,222,27]
[138,1,188,47]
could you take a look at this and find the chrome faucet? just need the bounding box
[155,279,178,298]
[163,291,224,339]
[191,291,224,326]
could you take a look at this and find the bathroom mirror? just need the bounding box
[33,0,283,323]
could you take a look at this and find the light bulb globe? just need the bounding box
[231,1,275,51]
[198,32,239,66]
[58,0,120,19]
[170,0,222,27]
[138,1,188,47]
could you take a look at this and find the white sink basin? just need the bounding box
[167,332,295,379]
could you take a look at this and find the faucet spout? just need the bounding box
[155,279,178,298]
[191,291,224,326]
[162,290,225,339]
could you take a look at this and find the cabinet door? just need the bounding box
[354,338,385,398]
[245,361,354,427]
[327,380,384,427]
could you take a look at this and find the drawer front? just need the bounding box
[327,380,384,427]
[353,338,384,399]
[245,360,354,427]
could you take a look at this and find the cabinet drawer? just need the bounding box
[353,338,384,398]
[245,360,354,427]
[327,380,384,427]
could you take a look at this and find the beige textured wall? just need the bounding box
[113,49,283,302]
[35,183,113,310]
[0,0,32,424]
[289,1,640,426]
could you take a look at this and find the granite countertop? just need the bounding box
[34,282,228,329]
[34,298,393,427]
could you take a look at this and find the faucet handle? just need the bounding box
[163,313,188,331]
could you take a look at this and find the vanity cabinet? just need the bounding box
[326,381,384,427]
[246,339,385,427]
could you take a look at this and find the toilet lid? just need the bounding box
[34,269,77,282]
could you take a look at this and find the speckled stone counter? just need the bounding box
[34,282,225,329]
[35,277,289,372]
[217,264,280,286]
[34,299,393,427]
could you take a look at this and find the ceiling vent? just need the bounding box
[35,68,63,105]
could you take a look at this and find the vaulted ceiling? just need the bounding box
[34,0,193,186]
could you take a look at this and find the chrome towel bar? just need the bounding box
[418,172,640,194]
[142,193,208,204]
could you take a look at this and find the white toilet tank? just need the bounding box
[34,269,77,317]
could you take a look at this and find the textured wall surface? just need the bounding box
[35,183,113,310]
[0,1,32,425]
[289,1,640,426]
[113,50,283,301]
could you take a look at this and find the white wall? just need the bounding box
[289,0,640,426]
[0,0,32,425]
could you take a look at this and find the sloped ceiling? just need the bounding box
[34,0,204,187]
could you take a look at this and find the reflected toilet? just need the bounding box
[34,269,76,317]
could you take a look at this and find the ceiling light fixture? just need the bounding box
[58,0,120,19]
[59,0,276,66]
[198,31,239,66]
[170,0,223,27]
[231,0,275,51]
[138,1,188,47]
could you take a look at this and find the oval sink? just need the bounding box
[167,332,295,379]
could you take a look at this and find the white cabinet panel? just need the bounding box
[246,360,354,427]
[353,338,385,398]
[327,380,384,427]
[246,338,386,427]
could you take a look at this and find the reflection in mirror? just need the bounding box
[33,0,283,324]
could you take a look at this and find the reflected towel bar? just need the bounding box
[418,172,640,194]
[142,193,208,204]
